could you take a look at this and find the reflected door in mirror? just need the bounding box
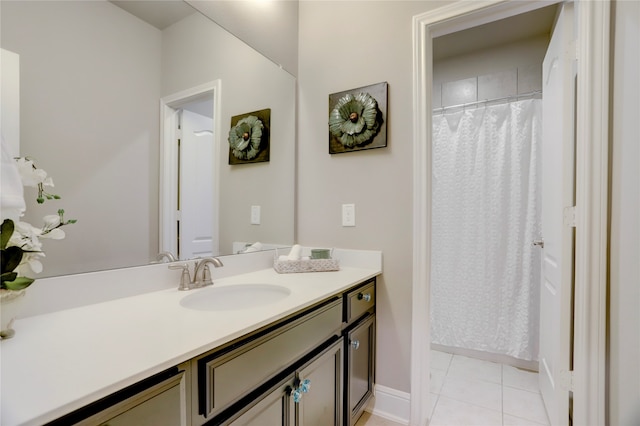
[179,106,217,259]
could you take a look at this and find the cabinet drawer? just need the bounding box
[198,299,342,420]
[345,281,375,324]
[72,368,187,426]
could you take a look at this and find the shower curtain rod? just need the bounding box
[432,90,542,113]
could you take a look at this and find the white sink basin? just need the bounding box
[179,284,291,311]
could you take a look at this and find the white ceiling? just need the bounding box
[108,0,299,76]
[109,1,196,30]
[433,4,558,61]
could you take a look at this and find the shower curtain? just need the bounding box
[430,99,541,361]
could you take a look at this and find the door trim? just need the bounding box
[573,2,610,424]
[159,80,222,258]
[411,1,609,425]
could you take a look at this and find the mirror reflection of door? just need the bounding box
[1,49,20,156]
[177,99,217,259]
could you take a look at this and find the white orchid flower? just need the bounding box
[2,158,75,290]
[38,214,65,239]
[11,221,44,252]
[15,157,53,187]
[16,253,44,276]
[42,214,62,230]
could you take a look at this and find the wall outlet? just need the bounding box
[342,204,355,227]
[251,205,261,225]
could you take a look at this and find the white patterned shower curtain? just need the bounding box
[430,99,542,361]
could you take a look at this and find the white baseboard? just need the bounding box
[366,384,410,425]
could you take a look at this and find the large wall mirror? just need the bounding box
[1,0,296,277]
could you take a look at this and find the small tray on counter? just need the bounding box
[273,258,340,274]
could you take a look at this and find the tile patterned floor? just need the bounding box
[356,350,550,426]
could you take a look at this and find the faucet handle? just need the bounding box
[168,263,191,291]
[201,265,213,286]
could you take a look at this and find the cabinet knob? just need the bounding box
[350,339,360,350]
[357,292,371,302]
[291,378,311,403]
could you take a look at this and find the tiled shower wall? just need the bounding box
[433,35,548,109]
[434,66,543,109]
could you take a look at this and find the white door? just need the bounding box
[538,3,576,425]
[179,108,216,259]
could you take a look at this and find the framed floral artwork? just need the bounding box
[328,82,387,154]
[228,108,270,165]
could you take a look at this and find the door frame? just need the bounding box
[159,80,222,258]
[411,1,609,425]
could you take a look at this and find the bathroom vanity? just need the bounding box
[191,278,375,426]
[0,249,380,426]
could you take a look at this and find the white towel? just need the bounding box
[1,138,25,221]
[287,244,302,260]
[243,242,263,253]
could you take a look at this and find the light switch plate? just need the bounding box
[342,204,355,227]
[251,205,261,225]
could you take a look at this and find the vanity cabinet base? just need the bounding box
[224,337,344,426]
[193,298,343,424]
[44,278,377,426]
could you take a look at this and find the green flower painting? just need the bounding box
[328,82,387,154]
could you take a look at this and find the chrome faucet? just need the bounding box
[193,257,224,287]
[154,251,176,263]
[168,257,224,291]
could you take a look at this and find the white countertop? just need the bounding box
[0,264,380,426]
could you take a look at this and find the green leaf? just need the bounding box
[1,246,24,274]
[1,219,14,250]
[1,271,18,284]
[4,276,35,290]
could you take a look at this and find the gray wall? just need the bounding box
[297,0,446,393]
[1,1,162,276]
[296,0,549,395]
[609,0,640,424]
[161,12,296,254]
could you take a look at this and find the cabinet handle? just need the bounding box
[350,339,360,350]
[357,292,371,302]
[292,378,311,403]
[292,388,302,403]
